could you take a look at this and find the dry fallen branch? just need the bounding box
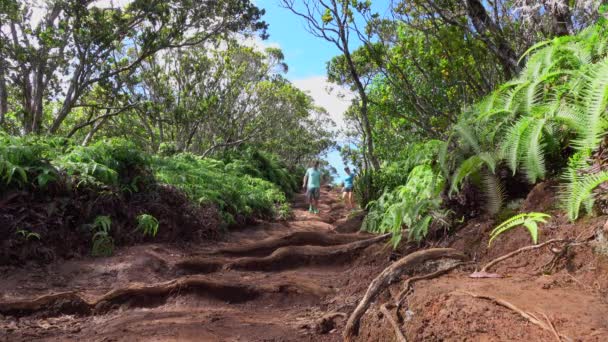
[480,239,566,273]
[459,291,568,342]
[380,304,407,342]
[343,248,467,341]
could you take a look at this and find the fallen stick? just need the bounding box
[380,304,407,342]
[459,291,567,342]
[480,239,566,273]
[343,248,466,341]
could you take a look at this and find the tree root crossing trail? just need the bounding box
[3,189,608,341]
[0,190,392,341]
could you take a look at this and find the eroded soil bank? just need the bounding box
[1,187,608,341]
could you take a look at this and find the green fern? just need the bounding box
[91,215,114,257]
[481,171,505,215]
[136,214,159,237]
[489,212,551,246]
[564,170,608,221]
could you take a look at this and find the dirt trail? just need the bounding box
[0,190,392,341]
[2,189,608,341]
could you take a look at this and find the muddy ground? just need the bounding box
[1,187,608,341]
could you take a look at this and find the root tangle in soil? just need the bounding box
[343,248,467,340]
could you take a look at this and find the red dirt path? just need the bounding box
[1,188,608,341]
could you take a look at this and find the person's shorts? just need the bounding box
[343,187,353,193]
[307,187,320,200]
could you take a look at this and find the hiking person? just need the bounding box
[303,161,322,214]
[342,167,355,209]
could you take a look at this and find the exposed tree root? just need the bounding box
[459,291,568,342]
[395,262,466,318]
[175,233,388,274]
[343,248,467,341]
[480,239,566,273]
[380,304,407,342]
[0,276,329,318]
[225,233,391,272]
[210,231,366,257]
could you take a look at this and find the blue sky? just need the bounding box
[255,0,386,182]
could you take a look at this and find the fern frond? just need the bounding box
[481,171,504,215]
[499,117,533,174]
[565,170,608,221]
[449,155,483,195]
[489,212,550,246]
[518,40,553,65]
[571,58,608,152]
[454,123,480,154]
[523,119,547,183]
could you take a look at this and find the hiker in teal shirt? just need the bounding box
[342,167,355,209]
[302,161,322,214]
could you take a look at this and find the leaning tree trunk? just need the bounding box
[463,0,521,78]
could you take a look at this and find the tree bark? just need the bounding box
[0,61,7,125]
[334,1,380,170]
[462,0,520,77]
[82,115,109,146]
[544,1,573,37]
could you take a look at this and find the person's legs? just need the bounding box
[313,188,320,213]
[306,188,314,212]
[344,188,352,209]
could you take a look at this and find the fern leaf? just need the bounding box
[481,171,504,215]
[566,170,608,221]
[523,119,547,183]
[499,117,533,174]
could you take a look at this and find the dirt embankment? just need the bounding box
[1,186,608,341]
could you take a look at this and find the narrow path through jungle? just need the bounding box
[2,188,608,341]
[0,189,393,341]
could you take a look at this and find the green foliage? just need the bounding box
[489,212,551,246]
[363,164,446,247]
[153,152,289,224]
[444,22,608,218]
[91,216,114,257]
[15,229,41,241]
[223,149,299,197]
[136,214,159,237]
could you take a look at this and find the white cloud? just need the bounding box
[240,35,281,52]
[292,76,355,132]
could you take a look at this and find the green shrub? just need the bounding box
[363,164,447,247]
[91,215,114,257]
[136,214,159,237]
[153,152,289,224]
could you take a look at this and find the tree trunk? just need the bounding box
[336,8,380,170]
[82,115,108,146]
[545,0,573,37]
[463,0,520,77]
[0,61,7,125]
